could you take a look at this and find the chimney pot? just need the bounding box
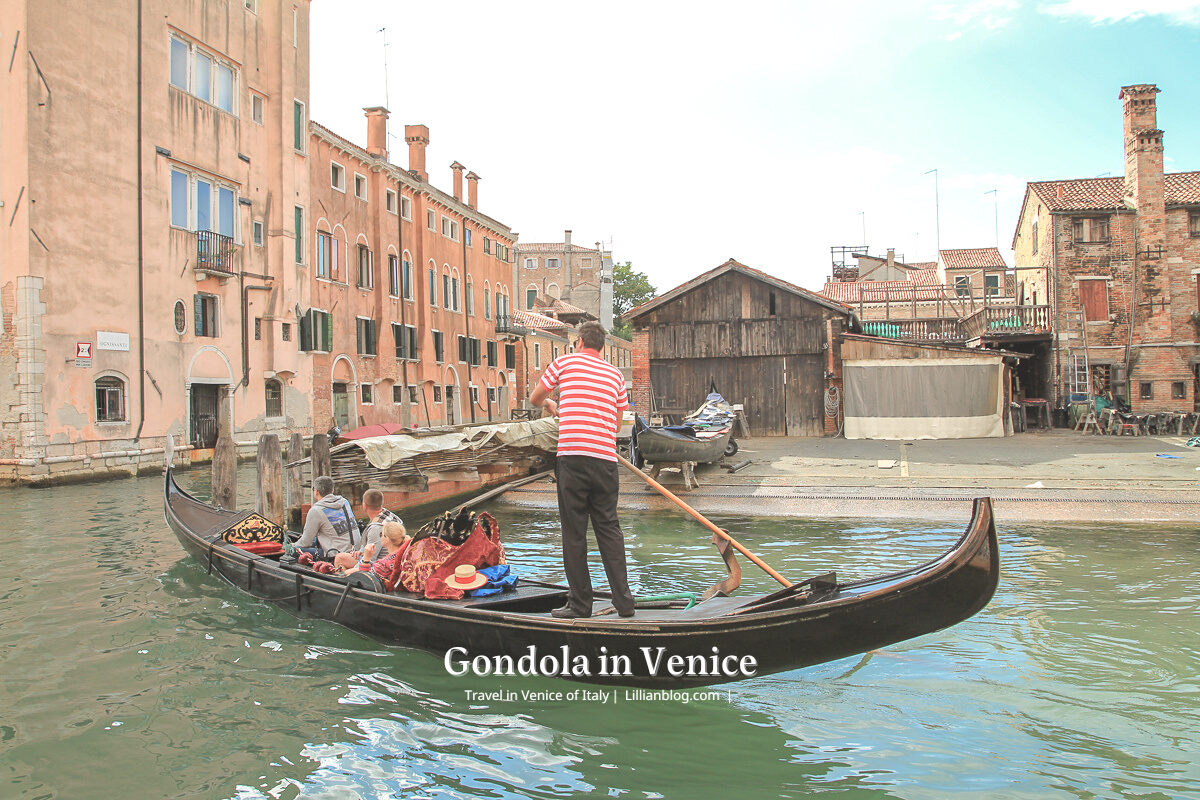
[450,162,466,202]
[465,172,480,209]
[404,124,430,182]
[363,107,389,159]
[565,230,572,247]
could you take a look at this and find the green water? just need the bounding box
[1,467,1198,799]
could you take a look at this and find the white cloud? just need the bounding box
[933,0,1020,31]
[1040,0,1200,24]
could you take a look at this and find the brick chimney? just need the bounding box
[1120,84,1164,225]
[450,162,465,202]
[364,106,389,159]
[404,124,430,182]
[564,230,572,247]
[465,171,479,209]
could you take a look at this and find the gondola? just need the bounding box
[163,464,1000,688]
[636,423,734,464]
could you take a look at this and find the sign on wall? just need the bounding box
[76,342,92,368]
[96,331,131,351]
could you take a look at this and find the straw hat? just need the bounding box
[447,564,487,590]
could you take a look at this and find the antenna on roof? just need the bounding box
[984,189,998,248]
[379,27,389,113]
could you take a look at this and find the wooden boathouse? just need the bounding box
[626,259,853,436]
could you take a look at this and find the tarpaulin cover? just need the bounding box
[332,417,559,470]
[843,357,1004,440]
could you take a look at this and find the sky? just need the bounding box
[309,0,1200,296]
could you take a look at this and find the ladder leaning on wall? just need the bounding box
[1064,293,1098,430]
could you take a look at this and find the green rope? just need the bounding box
[635,592,698,610]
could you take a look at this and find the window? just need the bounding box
[251,93,264,125]
[1031,216,1039,255]
[173,300,187,335]
[170,169,237,238]
[392,384,404,404]
[443,274,452,310]
[294,100,306,152]
[452,276,460,312]
[524,257,537,270]
[331,162,345,192]
[429,268,437,306]
[954,275,970,298]
[265,379,282,417]
[1190,212,1200,238]
[357,245,373,289]
[465,229,473,247]
[441,216,458,240]
[985,274,1000,297]
[194,293,219,337]
[582,257,593,268]
[484,287,492,320]
[95,376,126,422]
[402,258,413,299]
[170,169,188,228]
[466,281,474,315]
[408,385,419,404]
[427,209,436,230]
[486,340,497,366]
[527,288,537,310]
[469,337,481,366]
[433,330,444,363]
[401,196,412,220]
[356,317,377,356]
[316,230,332,279]
[354,174,367,200]
[505,343,515,369]
[386,190,397,214]
[496,243,509,261]
[253,220,264,247]
[361,383,373,405]
[1140,381,1154,400]
[388,255,400,296]
[470,386,479,405]
[254,317,262,340]
[768,290,776,316]
[458,335,468,363]
[281,323,291,342]
[1073,216,1110,242]
[300,308,332,352]
[294,206,304,263]
[1079,279,1109,322]
[553,346,559,360]
[534,343,541,367]
[484,237,492,254]
[392,323,417,359]
[1173,381,1186,399]
[488,387,496,404]
[433,385,443,403]
[546,258,560,269]
[170,36,237,114]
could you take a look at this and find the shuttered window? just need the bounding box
[300,309,332,352]
[392,323,417,359]
[1079,279,1109,322]
[356,317,377,356]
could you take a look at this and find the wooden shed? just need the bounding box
[626,259,853,436]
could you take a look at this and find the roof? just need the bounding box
[513,310,570,330]
[1024,171,1200,213]
[939,248,1007,271]
[819,268,944,304]
[518,242,602,253]
[625,258,852,321]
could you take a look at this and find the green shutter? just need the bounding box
[299,310,313,351]
[322,311,333,351]
[294,101,303,150]
[408,326,417,359]
[294,206,303,263]
[194,294,204,336]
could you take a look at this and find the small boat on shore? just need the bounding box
[638,393,737,464]
[163,464,1000,687]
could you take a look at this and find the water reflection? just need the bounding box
[0,467,1197,799]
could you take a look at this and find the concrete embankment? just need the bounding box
[498,430,1200,524]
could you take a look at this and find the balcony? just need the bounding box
[962,305,1052,340]
[860,318,967,342]
[494,315,528,336]
[195,230,238,277]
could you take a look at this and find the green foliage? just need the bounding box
[611,321,633,341]
[613,262,656,319]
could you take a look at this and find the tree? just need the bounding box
[611,262,656,341]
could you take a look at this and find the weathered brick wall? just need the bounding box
[631,328,650,414]
[0,281,19,461]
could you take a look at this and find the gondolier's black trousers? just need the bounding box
[555,455,636,616]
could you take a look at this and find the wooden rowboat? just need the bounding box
[636,424,733,464]
[164,465,1000,687]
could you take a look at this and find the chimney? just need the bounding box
[465,171,479,209]
[450,162,466,202]
[886,248,895,267]
[1120,84,1164,217]
[363,107,389,159]
[564,230,572,247]
[404,124,430,181]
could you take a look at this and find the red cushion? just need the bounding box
[232,541,284,555]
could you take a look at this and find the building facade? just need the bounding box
[515,231,614,329]
[306,113,518,432]
[1011,84,1200,411]
[1,0,312,482]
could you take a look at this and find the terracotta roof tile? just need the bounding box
[819,280,951,304]
[1027,171,1200,212]
[939,248,1007,270]
[513,310,570,330]
[517,242,602,253]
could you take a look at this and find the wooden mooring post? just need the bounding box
[287,432,305,528]
[256,433,284,526]
[212,435,237,511]
[311,433,330,486]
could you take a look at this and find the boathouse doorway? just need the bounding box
[189,384,221,449]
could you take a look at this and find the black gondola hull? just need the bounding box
[164,468,999,687]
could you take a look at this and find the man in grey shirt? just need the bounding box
[295,476,361,559]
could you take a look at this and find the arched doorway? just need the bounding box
[331,356,358,430]
[496,370,510,421]
[186,345,235,448]
[444,366,461,426]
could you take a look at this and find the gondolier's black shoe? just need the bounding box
[551,605,590,619]
[617,608,635,618]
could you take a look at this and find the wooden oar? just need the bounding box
[615,453,792,588]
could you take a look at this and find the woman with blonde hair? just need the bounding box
[337,520,409,582]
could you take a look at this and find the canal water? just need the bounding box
[1,467,1198,800]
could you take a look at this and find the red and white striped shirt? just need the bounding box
[538,351,629,461]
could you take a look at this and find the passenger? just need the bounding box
[295,476,361,560]
[342,521,409,581]
[332,489,402,570]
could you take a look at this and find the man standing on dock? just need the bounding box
[530,321,636,619]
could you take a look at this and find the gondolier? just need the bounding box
[530,321,636,619]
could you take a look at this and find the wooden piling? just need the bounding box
[256,433,284,526]
[212,435,237,511]
[311,433,331,493]
[287,432,304,528]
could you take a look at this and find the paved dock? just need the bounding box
[498,430,1200,523]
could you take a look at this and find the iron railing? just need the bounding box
[195,230,237,276]
[494,314,528,335]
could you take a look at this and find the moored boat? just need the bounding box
[163,465,1000,687]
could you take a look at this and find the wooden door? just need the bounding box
[785,354,825,436]
[332,383,350,429]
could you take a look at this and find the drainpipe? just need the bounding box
[396,173,411,428]
[463,220,476,423]
[242,281,272,387]
[134,0,146,443]
[1051,215,1061,408]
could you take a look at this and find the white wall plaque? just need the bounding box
[97,331,130,351]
